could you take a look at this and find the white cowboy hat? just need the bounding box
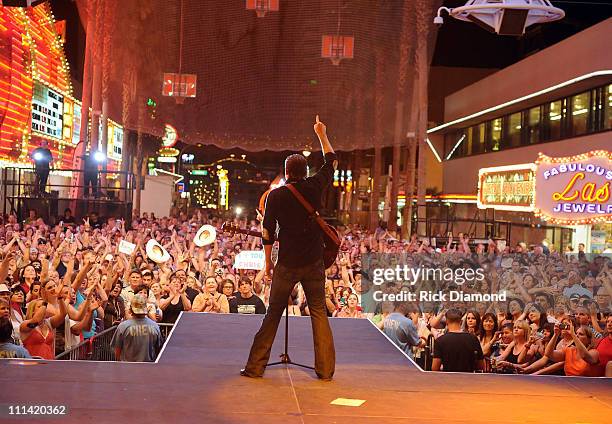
[145,239,170,263]
[193,224,216,247]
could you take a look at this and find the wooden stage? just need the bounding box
[1,313,610,423]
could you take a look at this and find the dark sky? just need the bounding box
[51,0,612,85]
[432,0,612,68]
[47,0,611,151]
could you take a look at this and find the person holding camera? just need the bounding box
[30,140,53,196]
[544,321,600,376]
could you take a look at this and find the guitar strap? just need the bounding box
[285,184,340,246]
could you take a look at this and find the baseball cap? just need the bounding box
[130,294,148,315]
[0,284,10,293]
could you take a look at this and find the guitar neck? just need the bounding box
[222,222,262,238]
[240,229,262,238]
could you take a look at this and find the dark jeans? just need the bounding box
[244,259,335,378]
[35,168,49,193]
[84,172,98,197]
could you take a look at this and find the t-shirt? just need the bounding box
[185,287,199,304]
[595,336,612,376]
[564,346,599,377]
[433,331,483,372]
[0,342,32,359]
[110,317,162,362]
[383,312,420,358]
[31,147,52,169]
[229,293,266,314]
[75,290,97,339]
[261,152,337,267]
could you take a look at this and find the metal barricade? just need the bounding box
[159,323,174,342]
[55,323,175,361]
[55,326,118,360]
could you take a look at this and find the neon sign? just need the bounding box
[477,164,536,212]
[534,150,611,225]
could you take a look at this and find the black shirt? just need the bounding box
[161,297,184,324]
[229,293,266,314]
[185,287,199,304]
[82,153,99,173]
[262,152,336,267]
[31,147,52,169]
[433,331,483,372]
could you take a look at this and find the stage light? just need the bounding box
[94,150,106,163]
[235,206,243,216]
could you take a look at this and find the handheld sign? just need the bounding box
[234,250,265,270]
[118,240,136,255]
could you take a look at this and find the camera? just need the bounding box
[558,323,569,330]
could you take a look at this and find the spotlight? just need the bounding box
[94,150,106,163]
[235,206,243,216]
[302,149,311,157]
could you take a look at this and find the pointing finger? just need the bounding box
[315,115,320,123]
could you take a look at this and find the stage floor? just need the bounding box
[1,313,610,423]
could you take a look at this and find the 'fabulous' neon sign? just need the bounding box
[534,150,611,225]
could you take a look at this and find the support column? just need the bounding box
[71,0,95,203]
[415,0,431,237]
[369,53,385,231]
[349,149,361,224]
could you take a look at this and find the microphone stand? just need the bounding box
[265,306,314,371]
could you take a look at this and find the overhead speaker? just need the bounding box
[2,0,46,7]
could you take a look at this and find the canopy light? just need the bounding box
[435,1,564,36]
[246,0,279,18]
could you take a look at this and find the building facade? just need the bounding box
[428,18,612,253]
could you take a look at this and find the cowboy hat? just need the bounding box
[193,224,216,247]
[145,239,170,264]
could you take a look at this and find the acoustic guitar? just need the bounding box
[221,222,340,269]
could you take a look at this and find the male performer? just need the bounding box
[241,116,337,380]
[30,140,53,195]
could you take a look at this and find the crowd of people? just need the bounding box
[0,207,610,377]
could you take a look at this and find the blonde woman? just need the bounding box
[496,319,530,370]
[192,276,229,313]
[20,296,68,359]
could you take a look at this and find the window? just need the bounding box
[604,84,612,130]
[489,118,502,151]
[507,112,522,147]
[464,127,473,156]
[571,91,590,136]
[548,100,563,140]
[446,84,611,160]
[527,106,540,144]
[473,123,486,154]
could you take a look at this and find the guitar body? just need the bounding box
[222,221,340,269]
[322,224,340,269]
